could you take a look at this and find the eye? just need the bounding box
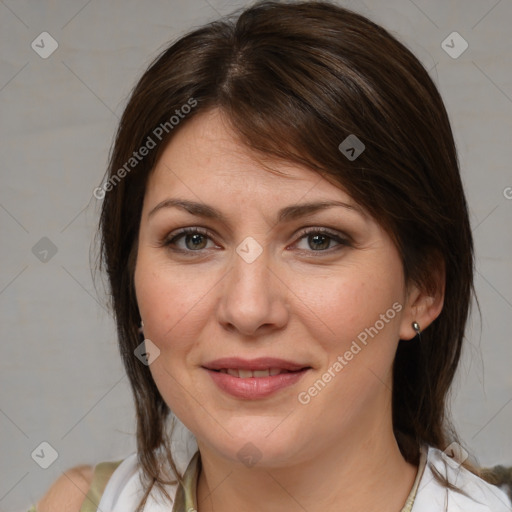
[162,226,350,255]
[163,227,217,252]
[293,227,349,253]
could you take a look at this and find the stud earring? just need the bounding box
[412,321,421,338]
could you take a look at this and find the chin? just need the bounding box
[205,425,304,468]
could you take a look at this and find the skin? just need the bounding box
[134,109,444,512]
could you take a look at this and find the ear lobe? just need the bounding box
[399,290,445,340]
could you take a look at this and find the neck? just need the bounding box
[195,414,418,512]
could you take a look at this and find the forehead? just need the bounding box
[146,109,355,206]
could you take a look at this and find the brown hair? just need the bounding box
[99,1,478,509]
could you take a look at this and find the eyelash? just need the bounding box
[162,226,350,256]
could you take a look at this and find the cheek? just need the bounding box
[291,261,405,349]
[134,256,218,353]
[134,259,207,409]
[294,269,405,426]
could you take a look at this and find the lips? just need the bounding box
[202,357,311,399]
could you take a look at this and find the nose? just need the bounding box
[216,245,289,337]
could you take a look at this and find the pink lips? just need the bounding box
[202,357,311,399]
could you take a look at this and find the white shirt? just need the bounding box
[412,446,511,511]
[98,425,512,512]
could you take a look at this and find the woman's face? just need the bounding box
[134,109,417,467]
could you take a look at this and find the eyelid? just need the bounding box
[292,226,351,243]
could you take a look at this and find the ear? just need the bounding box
[399,258,445,340]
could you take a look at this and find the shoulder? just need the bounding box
[413,445,512,512]
[36,465,94,512]
[95,449,197,512]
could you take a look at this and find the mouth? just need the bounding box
[209,368,309,378]
[202,357,311,375]
[202,357,312,399]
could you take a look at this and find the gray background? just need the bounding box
[0,1,511,510]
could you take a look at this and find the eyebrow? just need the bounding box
[147,198,362,223]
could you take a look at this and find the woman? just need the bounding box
[31,1,512,511]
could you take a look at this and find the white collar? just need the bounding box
[99,441,512,511]
[411,445,511,511]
